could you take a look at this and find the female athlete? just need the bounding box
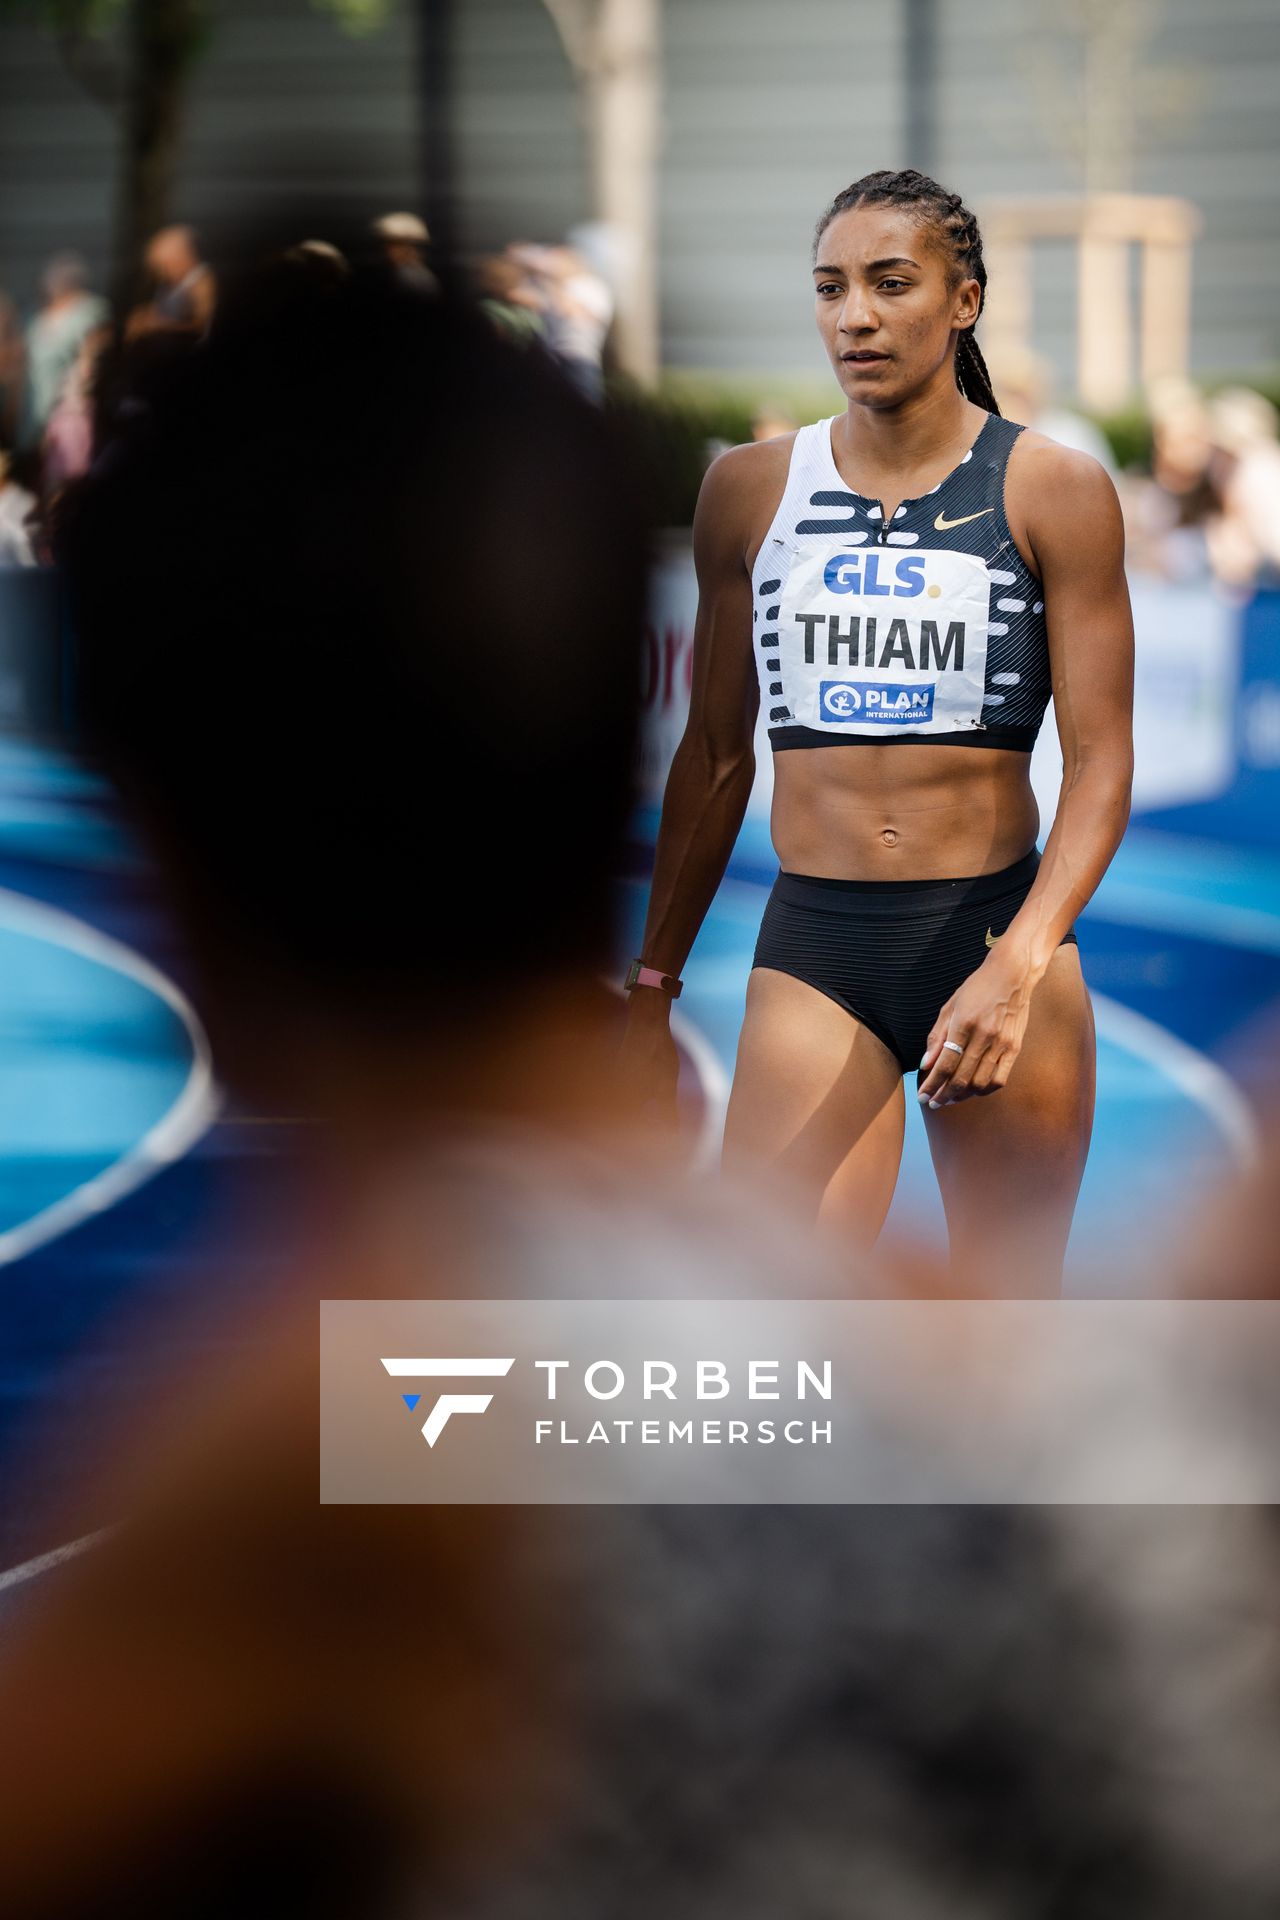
[621,169,1134,1295]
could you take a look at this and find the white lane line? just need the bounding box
[0,1528,109,1596]
[0,886,221,1266]
[670,1002,731,1172]
[1091,991,1258,1167]
[1092,882,1280,955]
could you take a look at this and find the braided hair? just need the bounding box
[814,169,1000,415]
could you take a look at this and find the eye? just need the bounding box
[815,282,843,297]
[878,278,910,292]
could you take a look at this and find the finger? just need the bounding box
[918,1048,962,1102]
[918,1024,973,1103]
[975,1050,1014,1096]
[970,1047,1004,1095]
[936,1029,999,1106]
[919,1002,956,1077]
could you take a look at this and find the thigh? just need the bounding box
[723,967,906,1247]
[922,945,1096,1296]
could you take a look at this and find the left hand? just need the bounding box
[917,953,1038,1108]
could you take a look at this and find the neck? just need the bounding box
[837,365,984,481]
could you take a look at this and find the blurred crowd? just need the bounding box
[3,214,1279,596]
[967,349,1280,593]
[1130,377,1280,589]
[0,212,614,570]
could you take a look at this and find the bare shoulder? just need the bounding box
[1006,427,1123,563]
[697,433,796,515]
[1008,428,1120,516]
[693,433,797,574]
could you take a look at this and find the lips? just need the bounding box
[842,351,889,364]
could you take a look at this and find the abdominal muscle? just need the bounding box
[771,743,1041,881]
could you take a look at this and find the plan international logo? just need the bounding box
[381,1352,833,1451]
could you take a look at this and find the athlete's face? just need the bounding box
[813,208,980,407]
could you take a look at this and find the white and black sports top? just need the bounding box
[750,411,1050,751]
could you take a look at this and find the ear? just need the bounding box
[951,275,981,332]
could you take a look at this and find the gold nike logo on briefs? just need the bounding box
[935,507,994,530]
[984,927,1000,947]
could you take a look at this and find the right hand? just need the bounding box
[616,992,681,1126]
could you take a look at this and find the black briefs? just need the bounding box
[750,848,1077,1074]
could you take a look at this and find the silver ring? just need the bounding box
[942,1040,964,1056]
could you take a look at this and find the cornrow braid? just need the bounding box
[814,168,1001,416]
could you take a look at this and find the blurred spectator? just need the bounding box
[372,210,438,296]
[509,242,613,402]
[42,320,111,500]
[751,400,799,443]
[283,238,351,284]
[0,442,38,566]
[0,288,23,444]
[991,346,1117,472]
[475,253,547,348]
[126,225,216,340]
[23,252,109,440]
[1205,386,1280,591]
[0,256,647,1917]
[1131,379,1280,590]
[1129,377,1219,581]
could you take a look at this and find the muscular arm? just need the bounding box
[998,446,1134,978]
[919,445,1133,1104]
[631,446,767,986]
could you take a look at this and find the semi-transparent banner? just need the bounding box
[320,1298,1280,1504]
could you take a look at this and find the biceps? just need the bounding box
[1046,564,1134,760]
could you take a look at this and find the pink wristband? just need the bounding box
[624,959,683,999]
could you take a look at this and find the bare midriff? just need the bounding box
[771,743,1041,881]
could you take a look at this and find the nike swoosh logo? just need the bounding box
[985,927,1000,947]
[935,508,994,530]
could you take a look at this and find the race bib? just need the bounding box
[772,542,991,736]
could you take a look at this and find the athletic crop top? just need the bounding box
[749,411,1050,751]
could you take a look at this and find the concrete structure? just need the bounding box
[983,194,1202,412]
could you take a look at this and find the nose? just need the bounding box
[838,285,878,335]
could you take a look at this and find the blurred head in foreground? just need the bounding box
[0,240,650,1919]
[65,245,646,1114]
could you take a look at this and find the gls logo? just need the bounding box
[381,1355,514,1446]
[824,553,927,597]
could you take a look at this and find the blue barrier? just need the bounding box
[1144,589,1280,845]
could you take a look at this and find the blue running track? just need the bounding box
[2,732,1279,1572]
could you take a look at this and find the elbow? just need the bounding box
[1064,741,1133,798]
[678,726,756,793]
[1062,744,1133,833]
